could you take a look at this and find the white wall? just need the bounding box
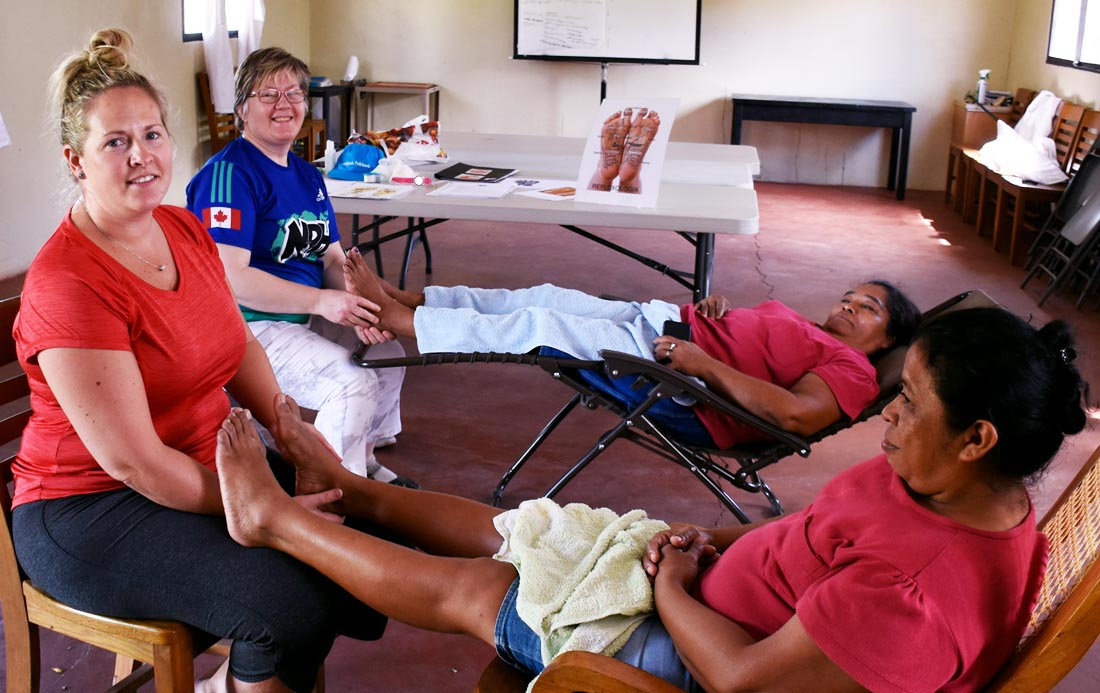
[0,0,309,280]
[310,0,1019,190]
[3,0,1096,281]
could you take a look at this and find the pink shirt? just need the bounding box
[698,455,1047,692]
[13,206,246,506]
[682,301,879,448]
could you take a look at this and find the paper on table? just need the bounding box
[426,180,518,199]
[0,112,10,149]
[513,178,577,201]
[325,179,414,200]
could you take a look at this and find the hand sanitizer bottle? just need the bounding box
[977,69,990,105]
[324,140,336,173]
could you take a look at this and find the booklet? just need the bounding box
[435,162,518,184]
[513,178,577,201]
[325,180,415,200]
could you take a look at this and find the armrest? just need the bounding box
[532,650,685,693]
[598,350,810,456]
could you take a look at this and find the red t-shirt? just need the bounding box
[12,206,247,507]
[698,455,1047,692]
[682,301,879,449]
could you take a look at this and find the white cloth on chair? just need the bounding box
[978,90,1068,185]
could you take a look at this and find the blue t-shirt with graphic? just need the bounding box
[186,138,340,323]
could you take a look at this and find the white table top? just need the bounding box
[327,132,759,235]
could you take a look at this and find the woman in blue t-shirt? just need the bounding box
[186,47,412,486]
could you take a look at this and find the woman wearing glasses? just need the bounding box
[187,48,412,487]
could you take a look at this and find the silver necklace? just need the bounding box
[81,203,167,272]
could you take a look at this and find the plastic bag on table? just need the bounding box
[349,115,448,161]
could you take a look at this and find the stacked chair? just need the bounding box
[948,89,1099,267]
[1021,152,1100,307]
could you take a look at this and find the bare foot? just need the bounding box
[344,250,416,337]
[588,109,628,191]
[271,393,346,496]
[216,408,293,549]
[618,109,661,194]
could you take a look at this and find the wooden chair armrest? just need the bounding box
[532,650,685,693]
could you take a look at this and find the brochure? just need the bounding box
[435,162,518,183]
[574,97,678,208]
[325,180,414,200]
[513,178,577,201]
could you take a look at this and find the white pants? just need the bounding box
[414,283,681,360]
[251,319,404,477]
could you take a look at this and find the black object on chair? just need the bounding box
[353,290,995,523]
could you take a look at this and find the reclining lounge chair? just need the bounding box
[355,290,995,523]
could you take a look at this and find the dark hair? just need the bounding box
[866,279,921,347]
[233,47,310,131]
[915,307,1087,481]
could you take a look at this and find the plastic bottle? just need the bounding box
[977,69,990,105]
[323,140,336,172]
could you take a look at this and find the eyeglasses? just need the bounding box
[248,88,306,104]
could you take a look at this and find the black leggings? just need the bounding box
[13,477,385,691]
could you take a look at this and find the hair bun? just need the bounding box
[85,28,133,70]
[1037,320,1088,435]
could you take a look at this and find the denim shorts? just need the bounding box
[493,578,700,690]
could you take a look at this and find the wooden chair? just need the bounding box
[948,88,1035,212]
[198,72,326,161]
[476,440,1100,693]
[987,103,1087,264]
[0,296,327,692]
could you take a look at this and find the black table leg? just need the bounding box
[731,111,744,145]
[693,233,715,303]
[897,115,911,201]
[887,127,900,192]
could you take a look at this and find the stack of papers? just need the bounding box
[427,180,519,198]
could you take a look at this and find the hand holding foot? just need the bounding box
[617,109,661,194]
[216,408,296,548]
[343,249,417,338]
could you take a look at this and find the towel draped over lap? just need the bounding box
[493,498,670,665]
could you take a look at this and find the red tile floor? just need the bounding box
[3,182,1099,691]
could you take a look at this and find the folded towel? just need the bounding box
[493,497,670,666]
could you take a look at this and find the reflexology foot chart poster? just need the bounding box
[575,97,678,208]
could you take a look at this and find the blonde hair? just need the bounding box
[49,28,169,159]
[233,47,310,131]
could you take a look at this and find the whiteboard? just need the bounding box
[513,0,701,64]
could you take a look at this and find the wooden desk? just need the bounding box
[730,94,916,200]
[327,132,759,301]
[353,82,440,132]
[308,84,352,143]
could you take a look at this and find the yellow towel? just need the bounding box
[493,497,670,665]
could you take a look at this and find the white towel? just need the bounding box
[493,498,669,665]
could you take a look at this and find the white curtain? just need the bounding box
[202,0,236,114]
[237,0,266,64]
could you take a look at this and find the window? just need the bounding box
[182,0,244,42]
[1047,0,1100,73]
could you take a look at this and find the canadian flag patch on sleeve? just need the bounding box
[203,206,241,230]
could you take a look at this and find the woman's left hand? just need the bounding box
[653,336,710,376]
[653,534,715,591]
